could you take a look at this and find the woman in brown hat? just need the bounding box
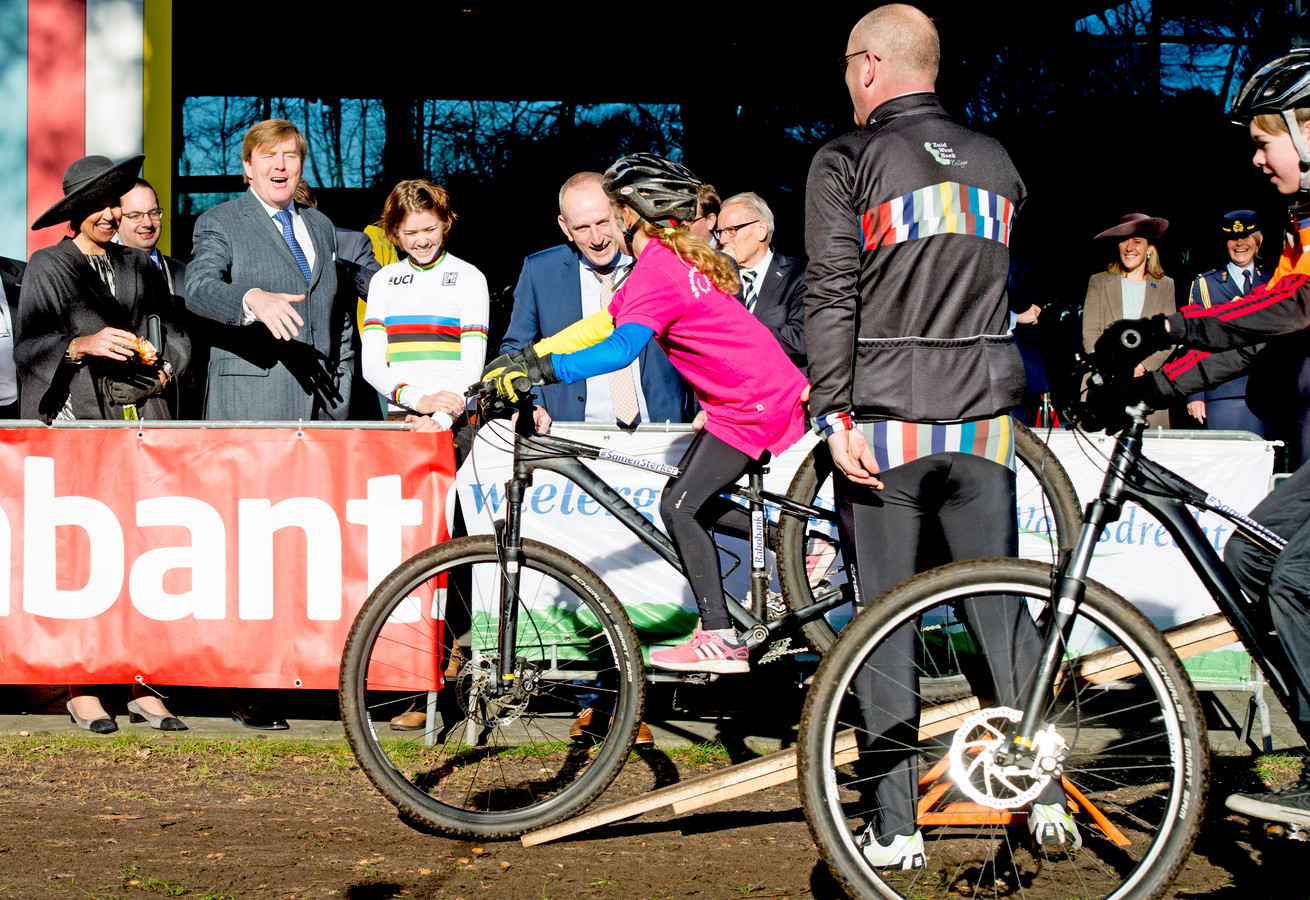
[1082,212,1176,428]
[17,154,191,733]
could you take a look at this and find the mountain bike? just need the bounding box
[339,389,1079,838]
[798,355,1292,900]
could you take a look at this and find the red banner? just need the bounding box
[0,426,453,689]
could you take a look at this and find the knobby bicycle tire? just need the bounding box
[798,557,1207,900]
[776,422,1081,688]
[339,535,645,838]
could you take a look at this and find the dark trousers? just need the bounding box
[836,451,1055,838]
[659,429,754,632]
[1225,462,1310,735]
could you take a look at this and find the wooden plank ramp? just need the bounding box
[521,613,1238,847]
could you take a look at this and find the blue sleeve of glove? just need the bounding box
[550,322,655,384]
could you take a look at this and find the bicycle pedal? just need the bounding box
[680,672,716,685]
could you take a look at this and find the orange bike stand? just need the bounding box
[914,749,1131,846]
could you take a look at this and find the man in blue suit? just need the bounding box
[500,171,692,425]
[1184,210,1269,435]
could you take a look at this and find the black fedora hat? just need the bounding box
[31,154,145,231]
[1094,212,1169,243]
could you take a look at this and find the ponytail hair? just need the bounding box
[637,219,741,296]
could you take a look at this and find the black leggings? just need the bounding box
[659,429,755,631]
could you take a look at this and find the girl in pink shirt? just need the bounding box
[485,154,807,673]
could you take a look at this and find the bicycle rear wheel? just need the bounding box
[776,422,1080,666]
[799,558,1207,900]
[339,535,645,838]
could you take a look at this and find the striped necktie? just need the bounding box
[274,207,312,283]
[741,269,758,312]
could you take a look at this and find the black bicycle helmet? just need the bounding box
[1231,49,1310,192]
[1230,49,1310,123]
[602,153,701,228]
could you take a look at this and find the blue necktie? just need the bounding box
[273,208,312,283]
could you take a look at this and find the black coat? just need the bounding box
[15,238,190,422]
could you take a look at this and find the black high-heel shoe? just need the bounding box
[67,700,117,734]
[126,699,187,731]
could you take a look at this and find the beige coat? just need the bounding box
[1082,270,1177,427]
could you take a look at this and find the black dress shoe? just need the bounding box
[231,706,289,730]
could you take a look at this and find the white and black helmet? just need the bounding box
[1232,49,1310,192]
[602,153,702,228]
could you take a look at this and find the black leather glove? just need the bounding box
[101,369,164,407]
[1093,315,1172,374]
[1077,371,1176,433]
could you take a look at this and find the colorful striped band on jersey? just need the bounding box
[858,414,1015,472]
[860,183,1016,251]
[381,314,462,363]
[406,249,447,272]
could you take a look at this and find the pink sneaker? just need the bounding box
[650,628,749,674]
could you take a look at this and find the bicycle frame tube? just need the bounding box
[1012,410,1294,752]
[488,413,838,649]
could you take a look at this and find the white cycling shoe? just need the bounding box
[1029,802,1083,850]
[858,827,925,869]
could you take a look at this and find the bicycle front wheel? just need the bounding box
[339,535,645,838]
[799,558,1207,900]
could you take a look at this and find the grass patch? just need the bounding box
[1253,752,1304,787]
[663,742,733,766]
[0,733,358,773]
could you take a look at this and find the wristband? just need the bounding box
[813,411,854,437]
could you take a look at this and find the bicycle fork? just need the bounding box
[489,416,540,700]
[1005,423,1140,764]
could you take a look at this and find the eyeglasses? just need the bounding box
[122,208,164,222]
[840,49,866,73]
[712,220,760,241]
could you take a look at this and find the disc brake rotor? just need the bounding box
[948,706,1067,809]
[454,657,532,728]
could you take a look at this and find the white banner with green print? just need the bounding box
[453,425,1277,654]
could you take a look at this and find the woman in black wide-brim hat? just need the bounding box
[18,154,191,733]
[1081,212,1178,428]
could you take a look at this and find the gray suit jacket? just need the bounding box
[186,190,354,420]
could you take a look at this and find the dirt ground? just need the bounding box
[0,731,1302,900]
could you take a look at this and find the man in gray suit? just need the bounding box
[186,118,354,421]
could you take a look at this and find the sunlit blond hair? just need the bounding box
[631,215,740,295]
[1254,109,1310,135]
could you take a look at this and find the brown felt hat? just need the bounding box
[1094,213,1169,242]
[31,154,145,231]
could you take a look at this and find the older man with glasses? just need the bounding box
[715,192,807,373]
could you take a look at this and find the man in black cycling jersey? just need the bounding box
[803,3,1071,868]
[1099,49,1310,830]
